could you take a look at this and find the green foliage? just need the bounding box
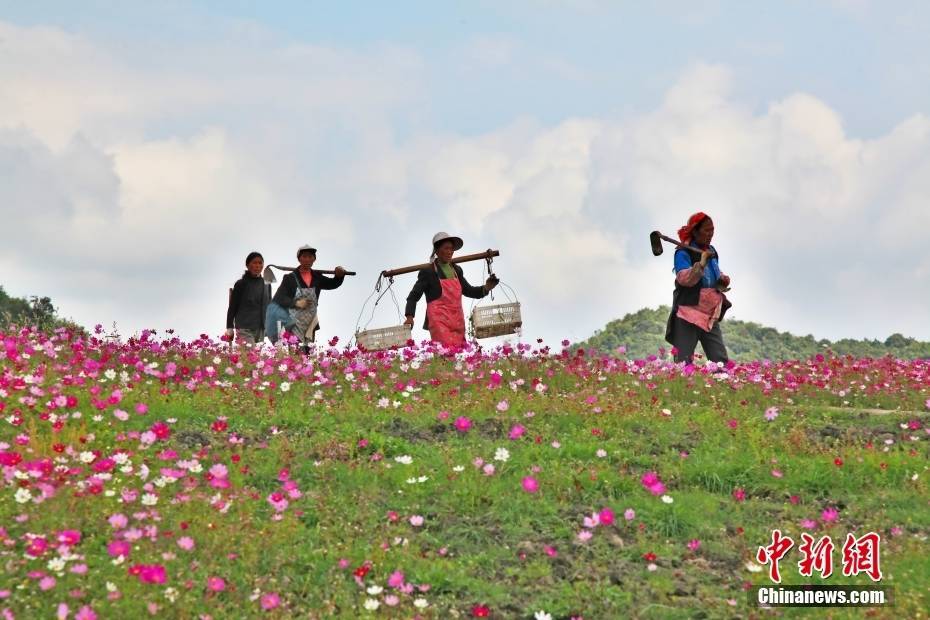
[582,305,930,360]
[0,285,81,332]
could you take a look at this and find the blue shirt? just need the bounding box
[673,244,720,288]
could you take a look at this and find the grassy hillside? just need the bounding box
[581,306,930,361]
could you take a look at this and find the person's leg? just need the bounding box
[236,329,257,345]
[672,316,700,364]
[698,322,729,364]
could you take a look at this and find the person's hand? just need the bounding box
[403,316,414,327]
[334,266,346,277]
[294,298,308,309]
[699,250,713,267]
[719,274,730,287]
[224,328,234,340]
[485,275,499,291]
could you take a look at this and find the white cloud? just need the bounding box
[1,19,928,346]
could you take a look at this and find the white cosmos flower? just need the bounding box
[494,448,510,462]
[363,598,380,611]
[661,495,674,504]
[394,455,413,465]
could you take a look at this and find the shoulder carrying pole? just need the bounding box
[381,250,500,278]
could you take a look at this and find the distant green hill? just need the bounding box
[580,306,930,360]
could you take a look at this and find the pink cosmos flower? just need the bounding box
[39,576,56,591]
[522,476,539,493]
[821,507,839,523]
[576,530,593,542]
[732,488,746,502]
[107,540,131,558]
[75,606,97,620]
[409,515,424,527]
[135,403,148,415]
[624,508,635,521]
[207,576,226,592]
[108,514,128,529]
[496,399,509,412]
[800,519,818,530]
[598,508,615,526]
[177,537,195,551]
[764,406,779,421]
[482,463,495,476]
[260,592,280,611]
[387,571,405,589]
[384,594,400,606]
[454,416,472,432]
[687,539,701,551]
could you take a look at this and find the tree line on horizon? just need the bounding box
[3,286,929,360]
[581,306,930,361]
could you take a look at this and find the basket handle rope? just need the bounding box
[351,274,401,346]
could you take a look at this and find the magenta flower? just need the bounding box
[107,540,131,558]
[260,592,280,611]
[508,424,526,440]
[454,416,472,432]
[598,508,615,526]
[687,539,701,551]
[821,507,839,523]
[75,606,97,620]
[207,576,226,592]
[522,476,539,493]
[387,570,406,589]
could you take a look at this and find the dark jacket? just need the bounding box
[227,274,271,330]
[664,244,731,344]
[405,261,488,329]
[272,269,345,309]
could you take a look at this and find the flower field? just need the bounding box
[1,326,929,619]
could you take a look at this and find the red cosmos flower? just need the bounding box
[642,552,657,562]
[471,605,491,617]
[834,457,844,467]
[353,564,370,578]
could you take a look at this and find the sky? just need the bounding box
[1,0,929,346]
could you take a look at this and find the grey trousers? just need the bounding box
[235,328,263,345]
[671,316,728,364]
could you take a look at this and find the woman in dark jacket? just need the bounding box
[404,232,498,348]
[265,244,346,346]
[226,251,271,344]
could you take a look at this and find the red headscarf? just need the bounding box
[677,212,711,246]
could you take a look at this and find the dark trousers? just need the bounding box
[671,316,728,364]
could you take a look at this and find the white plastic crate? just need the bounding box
[471,302,522,339]
[355,324,412,351]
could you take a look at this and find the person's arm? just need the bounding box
[403,269,430,326]
[313,269,346,290]
[226,280,243,329]
[674,249,708,287]
[273,274,298,308]
[457,265,494,299]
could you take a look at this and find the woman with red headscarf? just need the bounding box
[664,212,732,365]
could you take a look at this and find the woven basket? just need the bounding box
[471,302,522,339]
[356,324,412,351]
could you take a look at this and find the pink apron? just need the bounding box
[426,273,466,348]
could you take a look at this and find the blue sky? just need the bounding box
[1,1,929,344]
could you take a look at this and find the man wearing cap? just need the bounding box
[265,244,346,347]
[404,232,498,348]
